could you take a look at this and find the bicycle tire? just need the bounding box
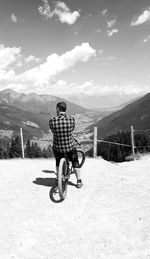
[77,149,85,168]
[58,158,68,200]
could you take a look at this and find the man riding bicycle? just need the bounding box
[49,102,83,188]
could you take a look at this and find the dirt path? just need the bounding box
[0,157,150,258]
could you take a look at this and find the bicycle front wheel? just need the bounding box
[58,158,68,200]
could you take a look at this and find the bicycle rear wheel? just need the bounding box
[77,149,85,168]
[58,158,68,200]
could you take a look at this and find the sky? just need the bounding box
[0,0,150,107]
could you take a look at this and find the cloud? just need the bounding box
[131,7,150,26]
[21,43,96,85]
[72,83,150,96]
[143,35,150,43]
[107,28,118,37]
[54,1,80,25]
[38,0,52,19]
[102,9,108,16]
[107,18,117,28]
[0,69,15,82]
[0,44,21,69]
[106,17,118,36]
[38,0,80,25]
[25,55,40,63]
[44,81,150,98]
[0,43,96,93]
[11,13,18,23]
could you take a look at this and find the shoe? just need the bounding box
[76,179,83,188]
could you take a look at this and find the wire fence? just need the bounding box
[9,125,150,160]
[80,126,150,160]
[132,127,150,154]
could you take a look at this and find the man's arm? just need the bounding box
[70,116,75,131]
[49,119,54,133]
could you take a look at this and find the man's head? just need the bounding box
[56,102,67,115]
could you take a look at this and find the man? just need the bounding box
[49,102,83,188]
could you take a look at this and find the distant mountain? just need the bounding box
[88,93,150,139]
[117,96,142,109]
[0,89,86,115]
[0,89,87,140]
[64,92,143,109]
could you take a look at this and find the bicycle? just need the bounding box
[58,138,85,200]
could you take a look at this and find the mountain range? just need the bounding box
[0,89,149,143]
[64,92,143,109]
[88,92,150,139]
[0,89,87,140]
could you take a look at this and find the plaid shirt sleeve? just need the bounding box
[49,118,54,133]
[71,116,75,131]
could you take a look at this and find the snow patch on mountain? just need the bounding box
[22,121,39,128]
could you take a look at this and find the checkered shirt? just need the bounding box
[49,112,75,153]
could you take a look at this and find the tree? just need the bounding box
[42,145,53,158]
[30,142,43,158]
[9,136,22,158]
[24,138,32,158]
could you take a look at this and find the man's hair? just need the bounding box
[56,102,67,112]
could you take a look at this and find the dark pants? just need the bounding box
[53,148,79,168]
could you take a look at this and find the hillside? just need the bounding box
[0,89,86,115]
[0,155,150,258]
[0,89,88,140]
[88,92,150,138]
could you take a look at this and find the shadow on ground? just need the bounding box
[33,168,77,203]
[33,177,56,187]
[42,170,56,174]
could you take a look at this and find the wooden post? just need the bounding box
[93,127,97,158]
[20,128,25,159]
[131,125,135,158]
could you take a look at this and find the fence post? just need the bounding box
[93,127,97,158]
[131,125,135,158]
[20,128,25,159]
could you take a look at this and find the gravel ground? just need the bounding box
[0,156,150,259]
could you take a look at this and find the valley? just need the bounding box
[0,89,104,149]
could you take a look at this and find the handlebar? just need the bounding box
[73,137,81,146]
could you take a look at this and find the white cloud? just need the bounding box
[0,43,96,93]
[0,44,21,69]
[107,28,118,37]
[102,9,108,16]
[131,7,150,26]
[43,81,150,98]
[55,1,69,12]
[107,18,117,28]
[38,0,53,19]
[73,83,150,96]
[0,69,15,81]
[25,55,40,63]
[21,43,96,85]
[56,79,67,87]
[54,3,80,25]
[143,35,150,43]
[38,0,80,25]
[11,13,18,23]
